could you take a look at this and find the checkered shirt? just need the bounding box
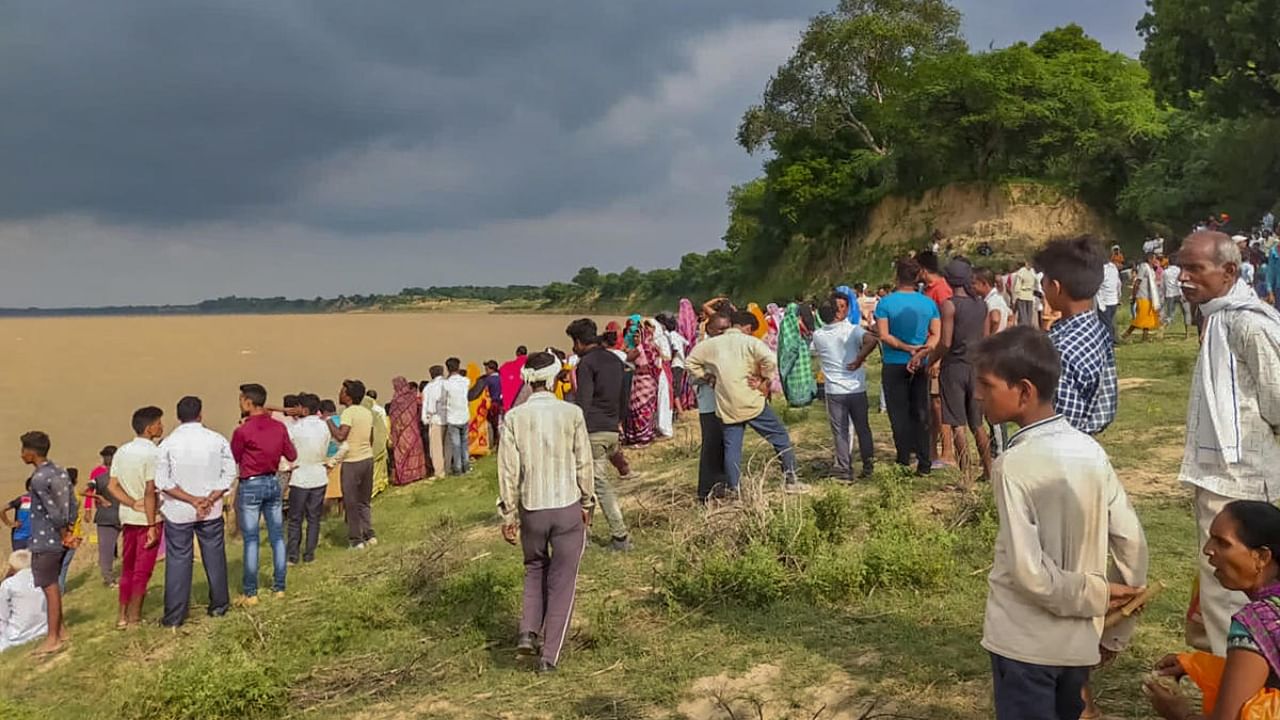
[1048,312,1118,435]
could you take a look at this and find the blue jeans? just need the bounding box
[58,547,76,594]
[447,424,469,474]
[237,475,286,596]
[722,405,798,490]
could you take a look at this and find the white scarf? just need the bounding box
[521,361,561,388]
[1195,280,1280,464]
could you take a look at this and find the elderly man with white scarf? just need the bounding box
[1178,230,1280,656]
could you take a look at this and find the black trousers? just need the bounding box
[162,518,230,627]
[882,364,931,472]
[990,653,1088,720]
[286,486,325,563]
[697,412,727,500]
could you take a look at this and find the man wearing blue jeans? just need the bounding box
[229,383,296,605]
[443,357,472,475]
[686,311,809,495]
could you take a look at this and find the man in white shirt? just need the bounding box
[1160,262,1191,338]
[975,268,1011,336]
[1178,231,1280,655]
[443,357,472,475]
[1094,257,1122,344]
[286,394,331,565]
[811,300,879,480]
[498,352,594,674]
[660,315,689,413]
[421,366,448,479]
[1012,260,1039,327]
[0,550,47,651]
[155,396,235,628]
[108,406,164,628]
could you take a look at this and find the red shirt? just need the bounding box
[230,414,297,479]
[924,277,953,310]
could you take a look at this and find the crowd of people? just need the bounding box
[6,228,1280,717]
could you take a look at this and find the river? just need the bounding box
[0,312,587,500]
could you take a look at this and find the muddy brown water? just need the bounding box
[0,312,588,501]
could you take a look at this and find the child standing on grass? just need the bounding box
[973,326,1149,720]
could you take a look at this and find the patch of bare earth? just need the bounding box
[678,663,911,720]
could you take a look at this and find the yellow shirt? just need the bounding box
[111,437,159,527]
[684,328,777,424]
[339,404,375,463]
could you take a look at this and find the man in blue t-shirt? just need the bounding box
[874,257,941,475]
[3,480,33,551]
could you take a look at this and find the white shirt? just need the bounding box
[983,416,1147,666]
[810,322,868,395]
[1096,263,1121,308]
[444,375,471,426]
[288,416,332,489]
[497,393,594,523]
[0,569,47,651]
[421,378,447,426]
[111,437,160,527]
[668,331,688,369]
[1242,261,1256,286]
[985,289,1011,332]
[155,423,236,525]
[1162,265,1183,298]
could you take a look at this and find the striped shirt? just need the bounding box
[497,392,594,523]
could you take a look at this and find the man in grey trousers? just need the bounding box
[498,352,595,674]
[155,396,235,627]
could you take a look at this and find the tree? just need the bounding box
[738,0,965,156]
[572,266,601,288]
[1139,0,1280,115]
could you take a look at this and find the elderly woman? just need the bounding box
[0,549,48,652]
[1146,501,1280,719]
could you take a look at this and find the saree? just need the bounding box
[650,319,674,438]
[361,396,390,496]
[388,377,427,486]
[1178,584,1280,718]
[623,322,660,446]
[778,303,817,407]
[747,303,768,339]
[498,356,527,413]
[764,303,783,395]
[467,362,493,457]
[605,320,625,350]
[678,298,699,350]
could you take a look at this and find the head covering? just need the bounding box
[678,299,699,347]
[944,258,974,291]
[521,359,562,389]
[747,303,769,339]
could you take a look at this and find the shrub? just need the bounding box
[801,550,865,603]
[125,648,287,720]
[860,511,956,591]
[661,542,790,609]
[760,506,822,565]
[811,486,857,543]
[433,562,523,639]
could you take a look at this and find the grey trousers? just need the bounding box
[519,503,586,666]
[588,432,628,539]
[824,392,874,478]
[162,518,229,627]
[340,459,375,546]
[1015,299,1037,327]
[96,524,120,585]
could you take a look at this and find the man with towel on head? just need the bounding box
[1177,230,1280,656]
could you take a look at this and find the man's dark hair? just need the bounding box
[319,399,337,414]
[429,365,444,379]
[283,394,300,408]
[299,393,321,414]
[67,467,78,486]
[342,379,367,404]
[176,396,203,423]
[239,383,268,408]
[366,389,378,401]
[817,300,838,325]
[20,431,50,456]
[1033,235,1105,300]
[917,250,941,275]
[446,357,461,373]
[895,258,922,286]
[974,267,996,287]
[710,298,734,315]
[730,310,758,331]
[99,445,117,459]
[516,346,528,357]
[566,318,598,346]
[131,406,164,435]
[972,326,1061,400]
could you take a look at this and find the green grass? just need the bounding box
[0,336,1205,719]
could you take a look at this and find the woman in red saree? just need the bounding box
[622,319,660,446]
[388,377,427,486]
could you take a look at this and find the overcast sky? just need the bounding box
[0,0,1147,307]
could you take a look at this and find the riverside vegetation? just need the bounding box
[0,336,1202,719]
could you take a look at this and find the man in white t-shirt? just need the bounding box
[1161,261,1192,338]
[810,300,879,480]
[660,315,689,413]
[974,268,1011,336]
[1095,258,1122,344]
[420,366,448,479]
[443,358,472,475]
[286,394,330,564]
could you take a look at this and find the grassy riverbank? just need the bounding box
[0,336,1200,720]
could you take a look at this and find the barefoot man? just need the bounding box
[21,431,77,655]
